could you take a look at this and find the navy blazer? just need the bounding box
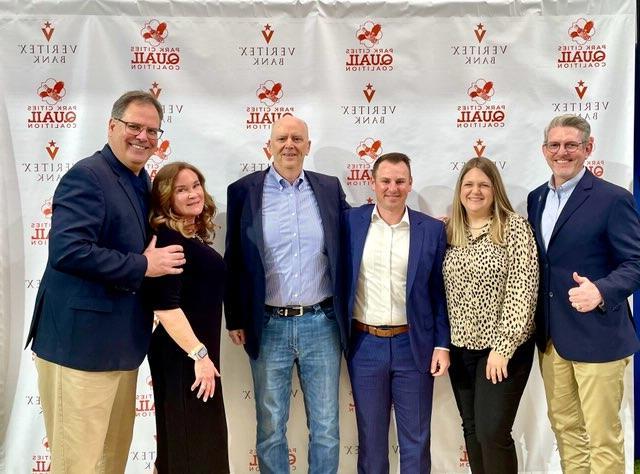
[344,205,450,373]
[224,168,350,360]
[527,169,640,362]
[26,145,153,371]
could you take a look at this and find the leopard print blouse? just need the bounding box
[443,212,538,359]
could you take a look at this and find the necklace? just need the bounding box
[191,233,205,244]
[468,221,490,230]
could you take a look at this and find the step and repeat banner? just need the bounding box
[0,1,635,472]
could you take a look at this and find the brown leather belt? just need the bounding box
[353,320,409,338]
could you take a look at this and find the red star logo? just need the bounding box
[262,24,274,44]
[41,21,54,42]
[46,140,59,160]
[575,80,587,100]
[363,83,376,103]
[474,23,486,43]
[473,139,486,158]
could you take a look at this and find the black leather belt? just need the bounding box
[265,297,333,317]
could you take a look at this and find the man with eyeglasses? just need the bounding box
[26,90,185,473]
[527,114,640,473]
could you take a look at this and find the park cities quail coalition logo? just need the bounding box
[27,79,78,129]
[17,20,78,64]
[249,448,298,471]
[551,80,609,122]
[130,19,181,71]
[245,80,295,130]
[31,436,51,473]
[556,18,606,68]
[449,139,506,172]
[340,83,397,125]
[345,138,383,186]
[145,138,172,181]
[21,140,73,183]
[450,22,508,65]
[345,20,394,72]
[29,197,52,247]
[135,375,155,417]
[237,23,297,66]
[456,79,506,129]
[149,82,185,124]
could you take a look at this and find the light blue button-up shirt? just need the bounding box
[262,166,331,306]
[541,167,586,250]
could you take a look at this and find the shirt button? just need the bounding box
[549,292,554,298]
[294,253,298,257]
[293,233,297,237]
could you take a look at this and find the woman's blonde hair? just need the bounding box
[149,162,216,243]
[447,157,514,247]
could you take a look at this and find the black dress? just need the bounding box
[147,225,229,474]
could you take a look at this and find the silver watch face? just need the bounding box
[197,346,208,359]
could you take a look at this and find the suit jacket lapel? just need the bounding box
[548,172,593,247]
[350,209,371,307]
[250,170,268,266]
[102,146,147,241]
[306,172,336,270]
[406,209,423,298]
[534,187,549,255]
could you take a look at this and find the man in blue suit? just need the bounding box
[527,114,640,473]
[224,115,349,473]
[344,152,450,473]
[26,91,185,474]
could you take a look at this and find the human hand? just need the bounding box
[144,235,185,277]
[568,272,603,312]
[430,348,450,376]
[191,356,220,402]
[228,329,246,345]
[486,350,508,384]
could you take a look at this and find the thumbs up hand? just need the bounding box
[568,272,603,313]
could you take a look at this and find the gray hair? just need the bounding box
[544,114,590,143]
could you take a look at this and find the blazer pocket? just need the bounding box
[67,296,113,313]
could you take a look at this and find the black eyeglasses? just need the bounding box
[543,141,585,154]
[113,117,164,139]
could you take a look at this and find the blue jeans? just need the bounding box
[250,305,342,474]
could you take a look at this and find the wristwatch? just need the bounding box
[188,343,208,361]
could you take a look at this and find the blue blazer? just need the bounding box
[343,205,450,373]
[527,169,640,362]
[26,145,153,371]
[224,168,350,360]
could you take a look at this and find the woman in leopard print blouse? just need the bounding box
[443,157,538,474]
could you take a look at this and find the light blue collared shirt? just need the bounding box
[541,167,586,250]
[262,166,331,306]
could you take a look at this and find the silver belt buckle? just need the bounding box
[283,306,303,316]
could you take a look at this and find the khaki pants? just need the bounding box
[539,342,629,474]
[35,357,138,474]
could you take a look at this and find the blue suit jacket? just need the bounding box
[224,168,350,360]
[344,205,450,373]
[26,145,153,371]
[527,169,640,362]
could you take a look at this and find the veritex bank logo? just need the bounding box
[340,83,397,125]
[237,23,297,67]
[450,22,508,66]
[17,20,79,64]
[550,80,609,122]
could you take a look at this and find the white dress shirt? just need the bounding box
[353,206,410,326]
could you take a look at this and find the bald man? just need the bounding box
[224,116,350,473]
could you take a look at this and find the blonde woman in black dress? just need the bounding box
[147,162,229,473]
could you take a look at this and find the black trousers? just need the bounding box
[448,338,534,474]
